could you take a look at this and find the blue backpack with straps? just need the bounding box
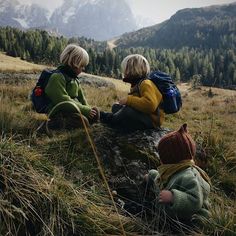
[148,71,182,114]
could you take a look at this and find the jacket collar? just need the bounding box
[123,76,145,87]
[57,64,78,79]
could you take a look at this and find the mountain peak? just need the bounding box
[0,0,137,40]
[50,0,137,40]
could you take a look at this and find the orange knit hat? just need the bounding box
[157,124,196,164]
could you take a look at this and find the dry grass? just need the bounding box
[83,85,127,111]
[0,65,236,235]
[0,73,148,235]
[83,80,236,235]
[166,84,236,146]
[0,138,143,235]
[81,72,130,93]
[0,79,44,135]
[0,52,47,72]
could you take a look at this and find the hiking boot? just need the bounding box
[47,116,64,130]
[99,111,113,124]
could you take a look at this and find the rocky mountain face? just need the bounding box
[0,0,49,29]
[51,0,137,40]
[0,0,137,41]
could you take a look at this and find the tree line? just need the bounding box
[0,27,235,88]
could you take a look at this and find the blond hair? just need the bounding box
[60,44,89,69]
[121,54,150,78]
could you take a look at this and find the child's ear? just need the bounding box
[179,123,188,133]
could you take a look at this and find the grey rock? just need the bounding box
[92,124,170,209]
[0,72,36,85]
[78,75,115,89]
[0,72,115,89]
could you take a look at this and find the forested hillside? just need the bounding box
[0,2,236,91]
[116,2,236,49]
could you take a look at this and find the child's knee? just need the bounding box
[49,101,80,117]
[111,103,124,113]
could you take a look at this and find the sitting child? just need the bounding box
[100,54,164,132]
[145,123,211,229]
[44,44,99,130]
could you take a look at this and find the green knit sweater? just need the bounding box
[148,167,211,222]
[45,71,91,118]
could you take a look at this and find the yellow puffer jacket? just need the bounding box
[126,79,164,127]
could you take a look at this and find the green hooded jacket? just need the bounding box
[45,65,91,118]
[148,166,211,223]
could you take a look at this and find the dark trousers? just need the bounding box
[100,104,154,132]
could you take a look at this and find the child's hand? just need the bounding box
[89,107,99,119]
[119,97,127,105]
[159,190,173,204]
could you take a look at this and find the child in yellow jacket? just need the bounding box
[100,54,164,131]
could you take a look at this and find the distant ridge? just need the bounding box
[116,2,236,49]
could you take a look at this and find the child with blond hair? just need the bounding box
[43,44,99,129]
[100,54,164,131]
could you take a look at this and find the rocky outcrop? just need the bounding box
[0,0,49,29]
[0,72,115,88]
[91,123,209,215]
[92,124,170,212]
[79,74,115,89]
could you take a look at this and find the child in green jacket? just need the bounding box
[145,123,211,229]
[44,44,99,129]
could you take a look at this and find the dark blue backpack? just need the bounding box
[31,69,58,113]
[148,71,182,114]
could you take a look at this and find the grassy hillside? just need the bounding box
[0,56,236,235]
[0,52,47,72]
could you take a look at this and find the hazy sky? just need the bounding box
[19,0,235,24]
[129,0,235,24]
